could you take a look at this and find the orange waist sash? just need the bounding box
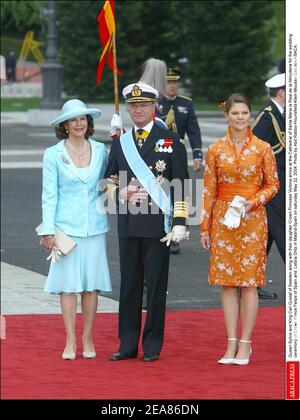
[217,182,261,201]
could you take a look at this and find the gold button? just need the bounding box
[131,177,136,181]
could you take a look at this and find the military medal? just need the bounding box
[155,138,173,153]
[164,139,173,153]
[155,175,165,185]
[155,159,166,185]
[155,139,164,152]
[155,159,167,172]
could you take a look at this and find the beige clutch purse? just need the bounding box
[36,224,77,255]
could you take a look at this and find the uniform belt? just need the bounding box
[217,182,261,201]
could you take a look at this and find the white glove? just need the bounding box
[160,226,190,246]
[223,195,246,229]
[110,113,123,137]
[46,247,62,263]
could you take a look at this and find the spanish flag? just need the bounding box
[96,0,121,85]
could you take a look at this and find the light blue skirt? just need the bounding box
[44,234,112,295]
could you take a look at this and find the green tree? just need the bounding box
[187,0,276,101]
[56,0,280,102]
[56,1,101,100]
[270,0,285,63]
[1,1,46,36]
[1,0,46,58]
[56,0,184,101]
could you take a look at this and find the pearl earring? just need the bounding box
[65,128,69,134]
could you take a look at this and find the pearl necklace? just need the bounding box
[67,140,89,160]
[232,137,247,144]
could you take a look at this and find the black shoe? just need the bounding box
[257,287,277,300]
[170,243,180,254]
[142,354,159,362]
[109,351,137,361]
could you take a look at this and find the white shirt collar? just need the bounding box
[165,94,177,100]
[271,98,284,115]
[134,120,154,133]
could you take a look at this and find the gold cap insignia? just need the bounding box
[131,85,142,97]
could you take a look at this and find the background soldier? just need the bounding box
[5,50,16,82]
[158,68,203,254]
[252,73,285,300]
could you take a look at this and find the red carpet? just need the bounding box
[1,307,284,400]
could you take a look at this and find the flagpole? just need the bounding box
[111,32,119,115]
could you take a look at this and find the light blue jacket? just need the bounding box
[38,139,110,237]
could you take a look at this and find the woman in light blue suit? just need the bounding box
[38,99,111,360]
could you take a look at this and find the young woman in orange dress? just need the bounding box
[200,93,280,365]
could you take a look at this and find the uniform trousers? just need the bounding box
[266,171,285,262]
[118,237,170,356]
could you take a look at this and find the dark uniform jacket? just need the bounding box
[104,123,189,239]
[252,99,285,260]
[252,100,285,172]
[158,95,203,160]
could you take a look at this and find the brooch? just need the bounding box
[61,154,70,165]
[155,139,173,153]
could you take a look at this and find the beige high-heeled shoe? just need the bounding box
[82,339,96,358]
[83,350,96,359]
[217,338,239,364]
[233,339,252,365]
[62,345,77,360]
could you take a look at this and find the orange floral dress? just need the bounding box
[200,128,280,287]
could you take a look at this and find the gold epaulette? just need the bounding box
[173,200,189,219]
[179,95,192,101]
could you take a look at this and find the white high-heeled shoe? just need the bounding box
[62,344,77,360]
[217,338,238,364]
[83,351,96,359]
[233,339,252,365]
[62,351,76,360]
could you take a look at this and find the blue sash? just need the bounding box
[120,131,172,233]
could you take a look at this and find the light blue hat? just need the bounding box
[50,99,101,127]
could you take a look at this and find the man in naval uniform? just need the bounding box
[252,73,285,300]
[104,82,189,362]
[158,68,203,254]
